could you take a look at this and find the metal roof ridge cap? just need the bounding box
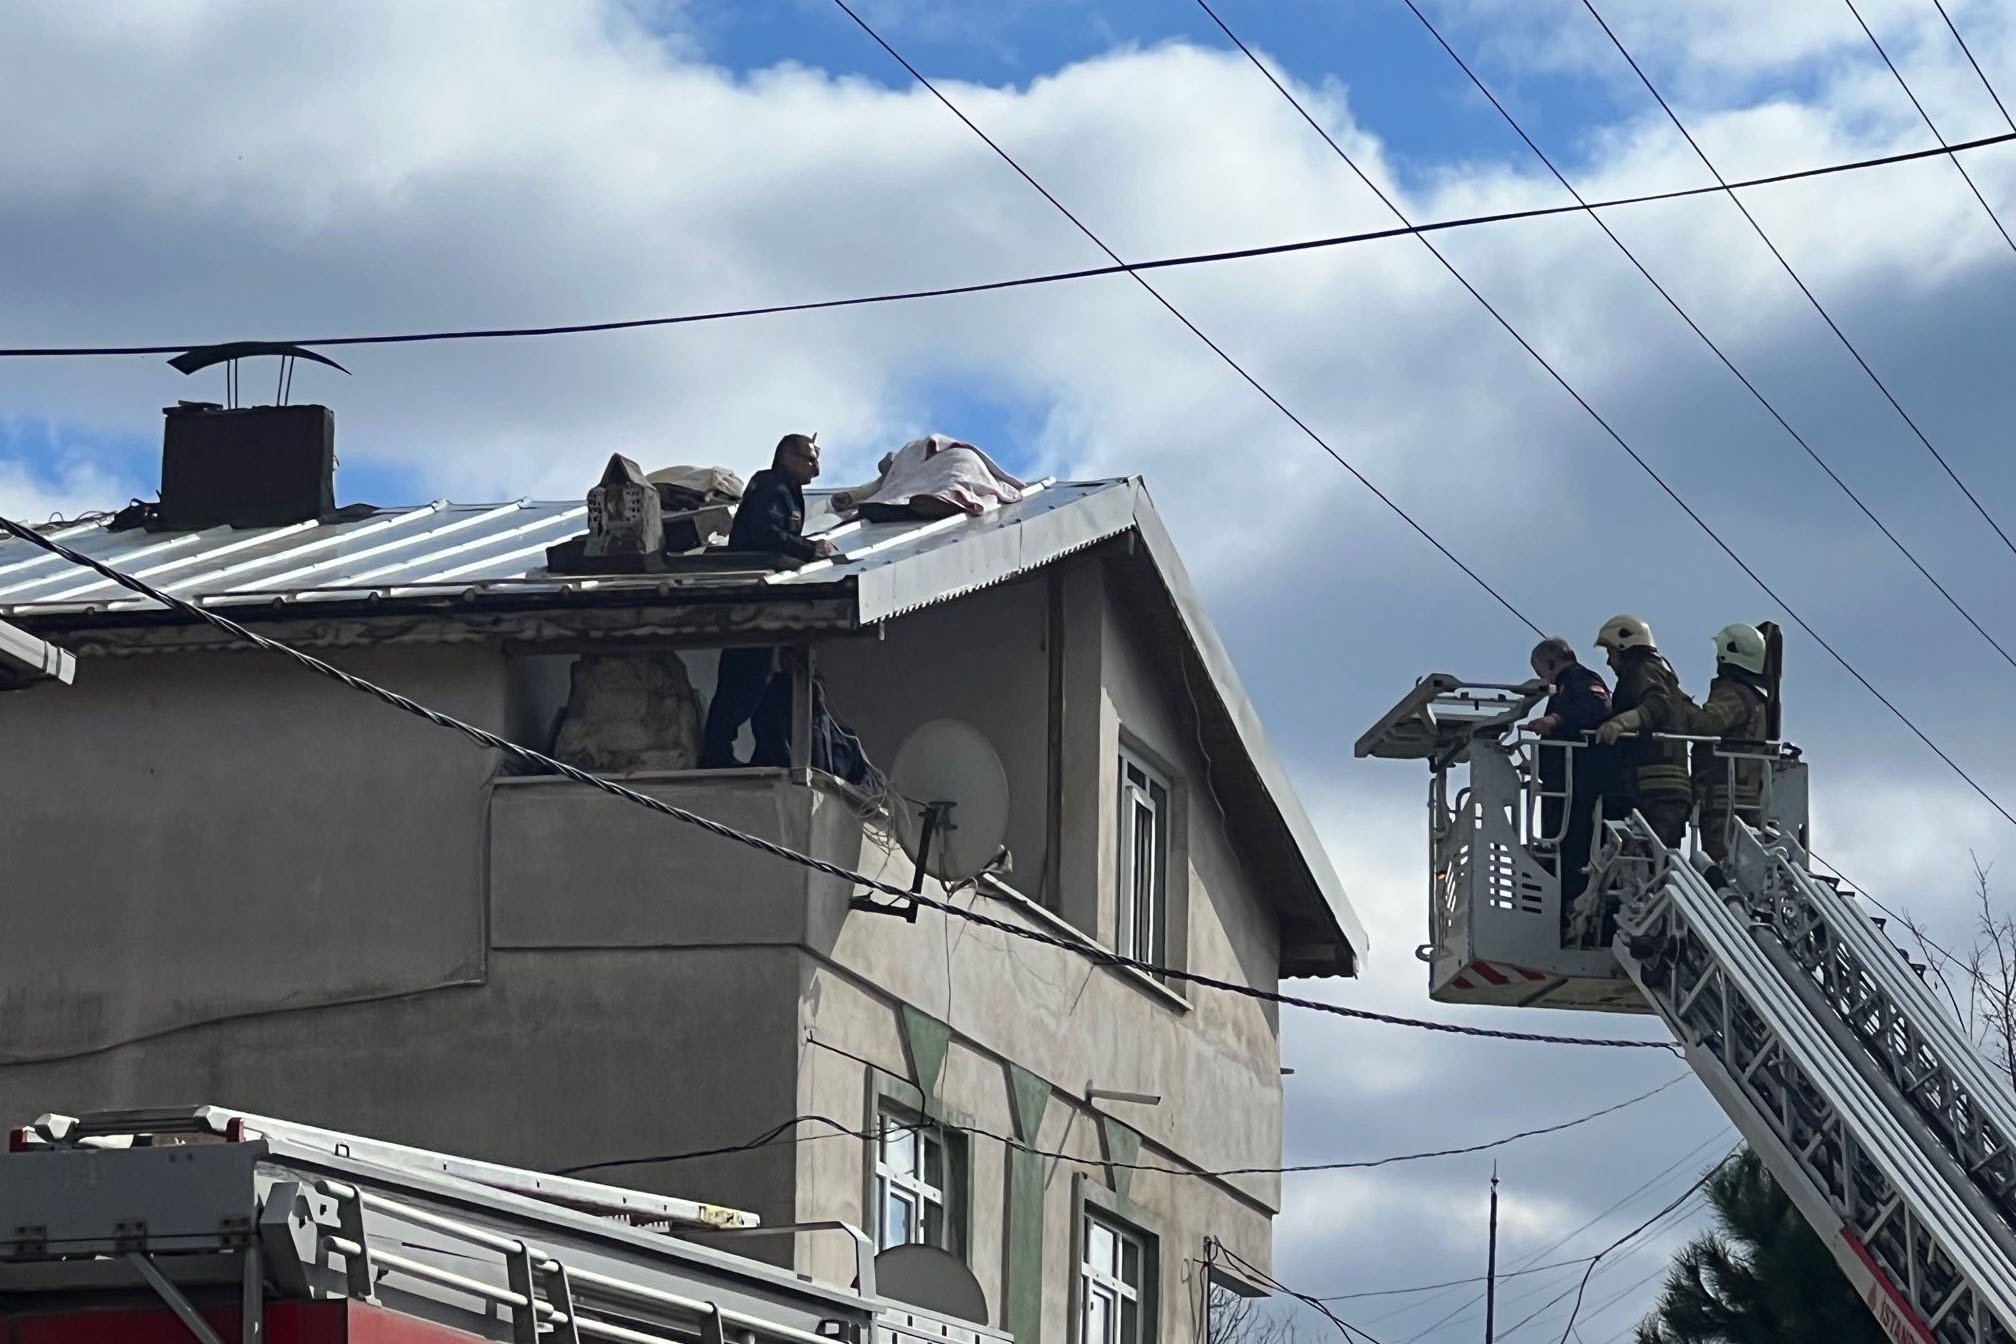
[1124,484,1368,964]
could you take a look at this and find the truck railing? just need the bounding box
[1,1107,1009,1344]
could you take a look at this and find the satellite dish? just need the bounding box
[890,719,1011,884]
[872,1244,990,1323]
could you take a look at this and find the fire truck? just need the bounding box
[0,1106,1003,1344]
[1358,673,2016,1344]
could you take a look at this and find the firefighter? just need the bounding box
[1592,614,1694,848]
[1522,636,1616,908]
[1682,623,1773,880]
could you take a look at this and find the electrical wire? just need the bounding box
[1928,0,2016,134]
[1215,1242,1390,1344]
[1311,1256,1604,1304]
[824,0,1540,640]
[1841,0,2016,255]
[0,511,1679,1052]
[1,133,2010,360]
[1194,0,2016,831]
[1548,1150,1741,1344]
[555,1052,1685,1183]
[1577,0,2016,566]
[1383,0,2016,678]
[802,1034,1686,1176]
[1376,1129,1733,1336]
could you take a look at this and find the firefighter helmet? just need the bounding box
[1713,622,1767,675]
[1595,614,1656,654]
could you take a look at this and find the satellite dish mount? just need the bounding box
[857,720,1012,921]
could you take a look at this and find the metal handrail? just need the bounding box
[315,1180,845,1344]
[1510,732,1787,860]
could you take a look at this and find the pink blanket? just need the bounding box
[836,435,1027,517]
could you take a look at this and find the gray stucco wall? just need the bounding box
[813,574,1053,901]
[0,945,806,1236]
[0,644,498,1064]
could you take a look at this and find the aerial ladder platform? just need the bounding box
[0,1105,1006,1344]
[1359,675,2016,1344]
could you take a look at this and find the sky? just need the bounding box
[7,0,2016,1338]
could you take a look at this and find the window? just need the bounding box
[1117,751,1170,968]
[1080,1212,1147,1344]
[874,1109,949,1251]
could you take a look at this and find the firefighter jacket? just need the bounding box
[1609,647,1692,803]
[1684,668,1771,815]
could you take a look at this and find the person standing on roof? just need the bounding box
[700,434,839,770]
[1593,614,1694,848]
[1680,623,1774,880]
[727,433,838,564]
[1522,636,1616,907]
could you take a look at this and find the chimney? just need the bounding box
[156,401,336,531]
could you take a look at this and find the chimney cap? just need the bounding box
[167,341,349,377]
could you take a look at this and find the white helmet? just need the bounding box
[1713,622,1767,675]
[1595,613,1656,654]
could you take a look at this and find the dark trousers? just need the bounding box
[701,647,791,768]
[1638,796,1691,849]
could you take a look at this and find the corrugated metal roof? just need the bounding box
[0,482,1121,617]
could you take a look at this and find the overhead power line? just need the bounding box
[0,512,1679,1052]
[1376,1129,1733,1336]
[1928,0,2016,134]
[1577,0,2016,567]
[1842,0,2016,255]
[563,1038,1685,1180]
[0,133,2010,361]
[821,1,1540,641]
[1383,0,2016,677]
[1549,1150,1742,1344]
[1193,0,2016,831]
[1215,1242,1391,1344]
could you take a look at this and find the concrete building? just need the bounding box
[0,419,1365,1344]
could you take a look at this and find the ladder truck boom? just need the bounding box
[1608,822,2016,1344]
[0,1106,1005,1344]
[1360,674,2016,1344]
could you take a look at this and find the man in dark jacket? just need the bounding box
[1523,636,1616,907]
[1593,614,1694,848]
[700,434,838,769]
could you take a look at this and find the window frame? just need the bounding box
[1073,1179,1160,1344]
[1115,746,1171,972]
[862,1076,972,1259]
[873,1105,950,1252]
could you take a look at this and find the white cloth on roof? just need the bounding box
[841,435,1026,517]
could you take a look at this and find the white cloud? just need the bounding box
[8,4,2016,1336]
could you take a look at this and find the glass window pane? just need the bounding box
[1120,1296,1140,1344]
[890,1190,916,1246]
[923,1132,944,1188]
[885,1122,917,1175]
[1121,1234,1141,1287]
[1086,1287,1114,1344]
[923,1199,943,1248]
[1088,1220,1116,1272]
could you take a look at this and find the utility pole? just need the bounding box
[1485,1166,1500,1344]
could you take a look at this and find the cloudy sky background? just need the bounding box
[9,0,2016,1337]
